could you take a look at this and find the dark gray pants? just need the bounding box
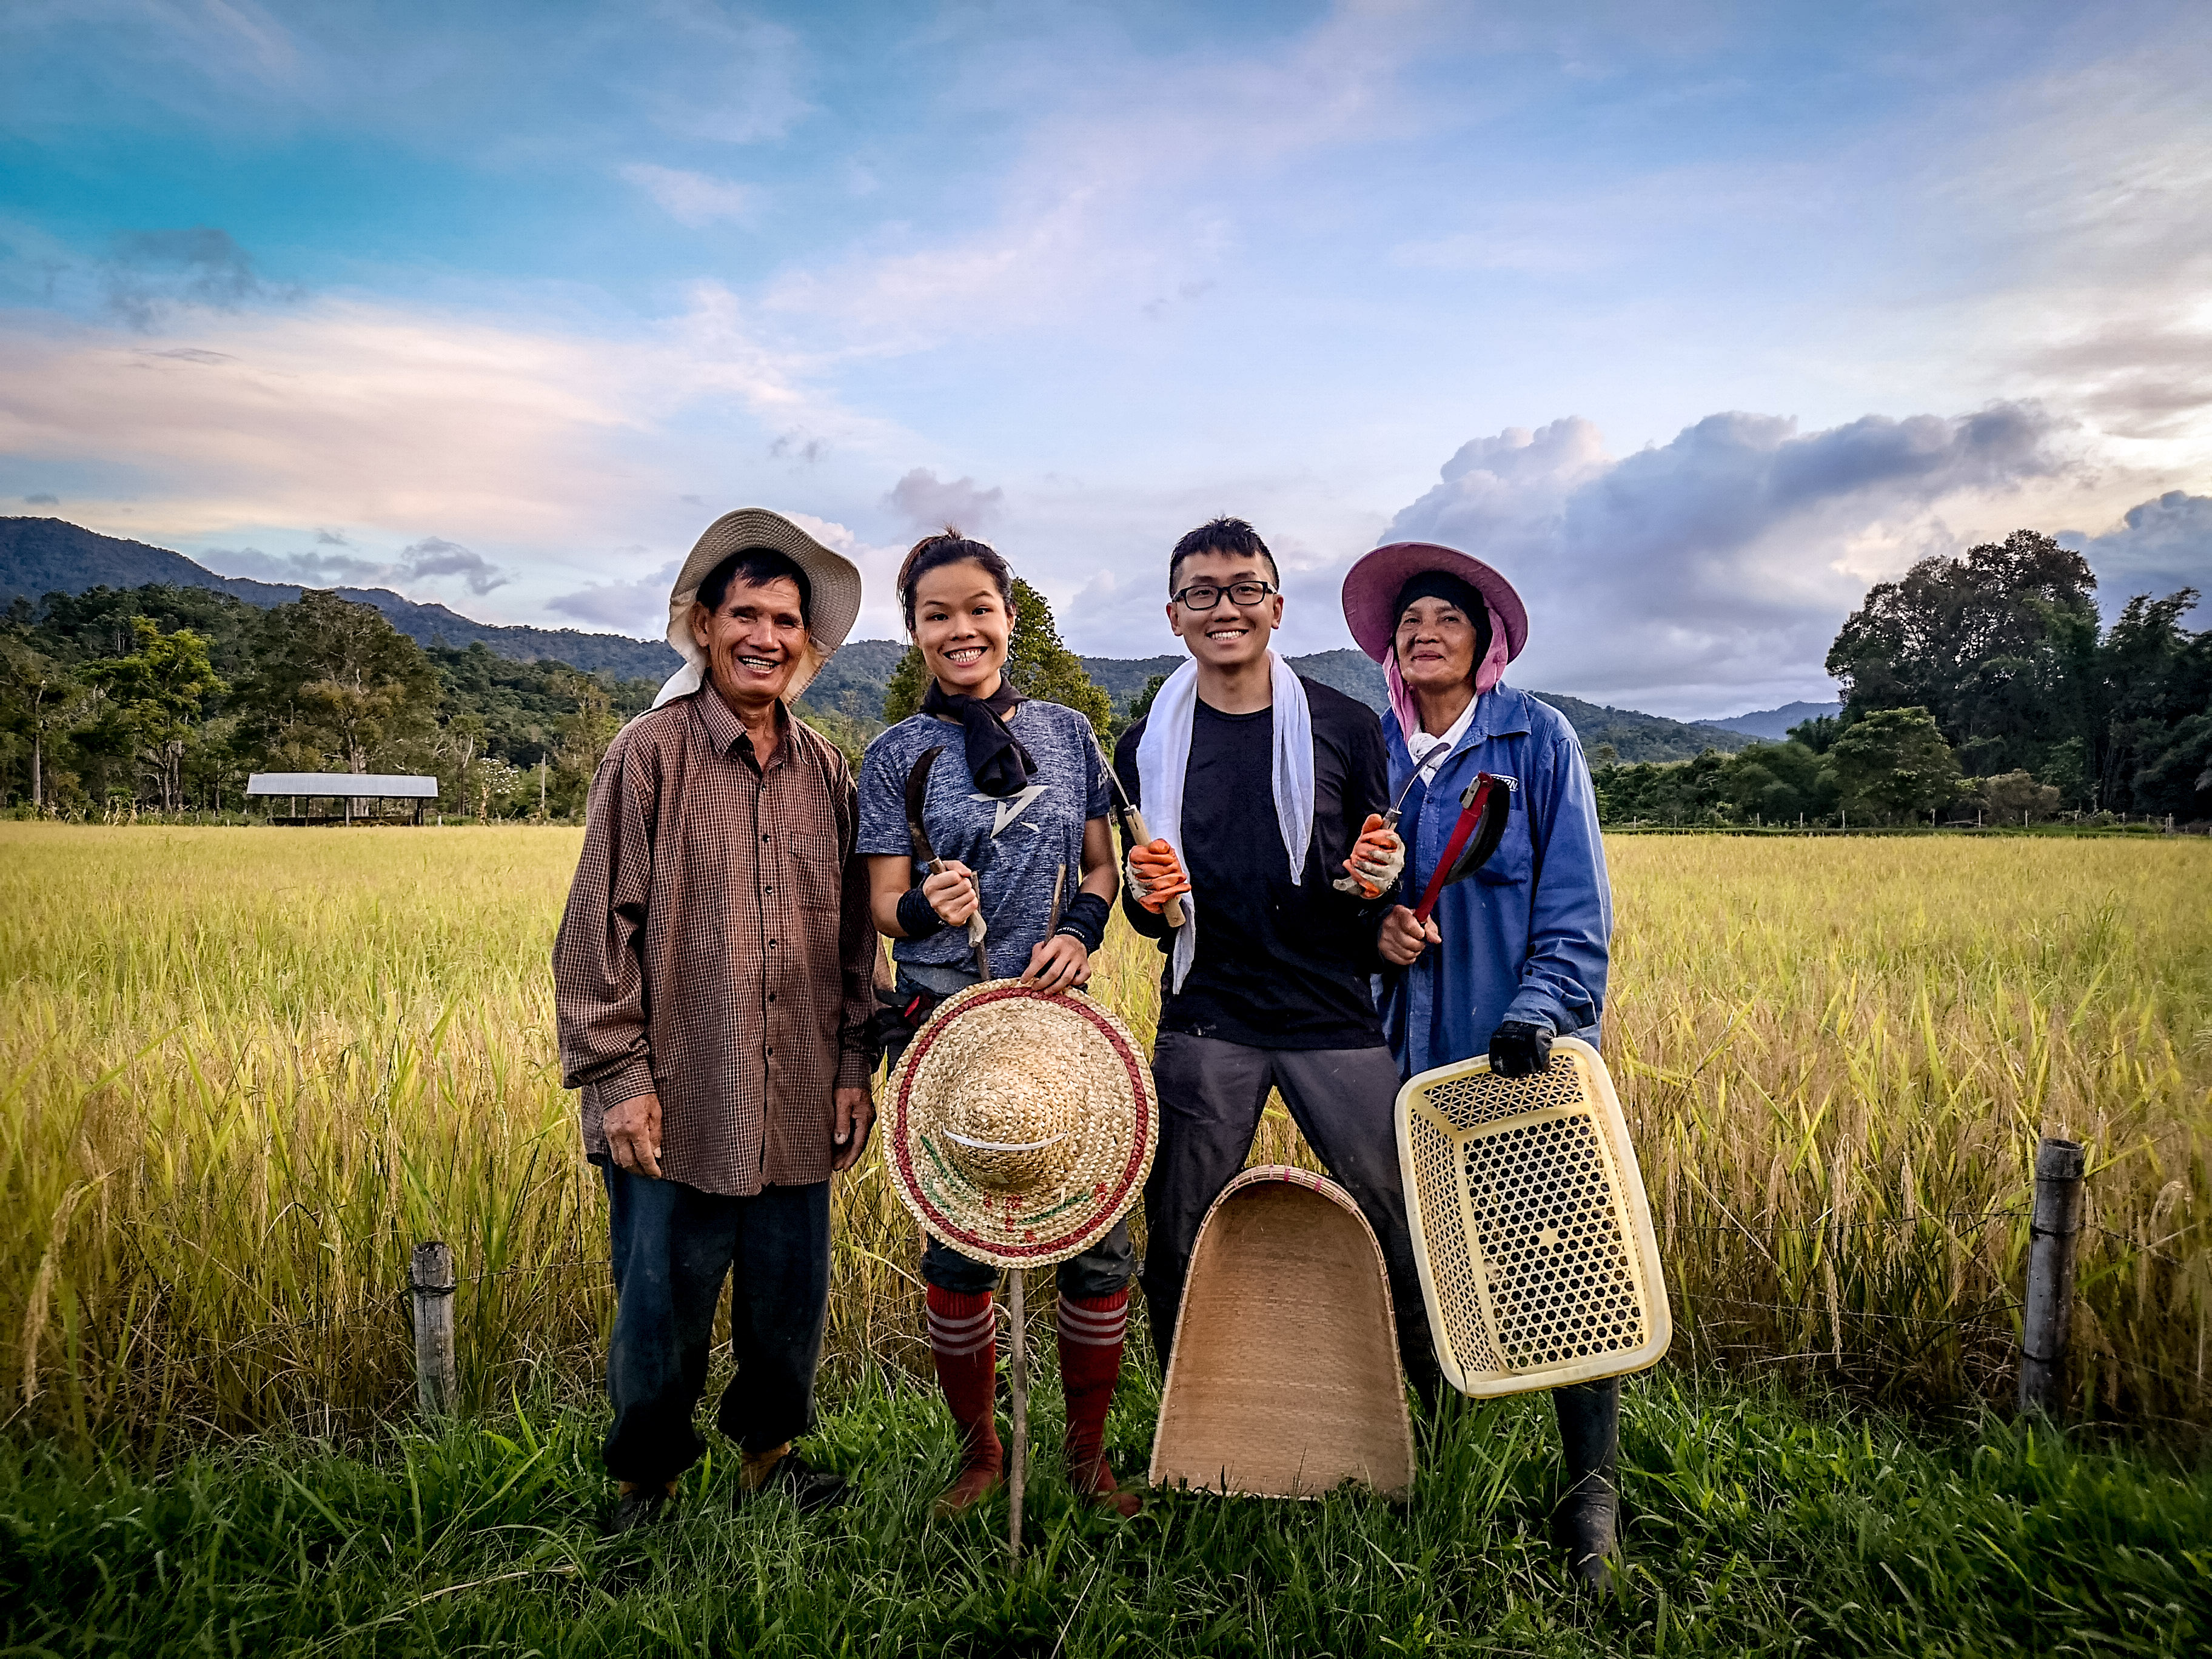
[598,1161,830,1483]
[1142,1033,1441,1400]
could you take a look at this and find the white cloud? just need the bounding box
[885,468,1003,532]
[1336,404,2082,716]
[545,510,915,643]
[206,533,511,597]
[757,4,1441,347]
[0,283,885,560]
[546,558,681,632]
[621,164,760,227]
[637,2,809,145]
[2060,492,2212,611]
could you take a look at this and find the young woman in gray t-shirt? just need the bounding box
[856,531,1136,1519]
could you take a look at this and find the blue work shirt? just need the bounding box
[1379,683,1613,1078]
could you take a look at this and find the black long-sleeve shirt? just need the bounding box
[1113,677,1393,1051]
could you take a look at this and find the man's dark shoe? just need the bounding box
[740,1451,850,1515]
[606,1481,674,1535]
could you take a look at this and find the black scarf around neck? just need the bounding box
[922,677,1034,798]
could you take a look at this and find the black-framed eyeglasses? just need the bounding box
[1171,580,1277,611]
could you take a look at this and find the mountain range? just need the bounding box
[3,516,1757,762]
[0,517,682,681]
[1697,699,1843,740]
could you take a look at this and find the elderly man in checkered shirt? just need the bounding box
[555,511,877,1533]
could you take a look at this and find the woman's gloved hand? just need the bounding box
[1333,812,1407,899]
[1488,1019,1553,1077]
[1125,839,1193,913]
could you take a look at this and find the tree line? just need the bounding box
[0,577,1111,820]
[8,528,2204,828]
[1593,530,2211,827]
[0,585,660,819]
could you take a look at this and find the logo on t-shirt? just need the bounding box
[973,783,1050,837]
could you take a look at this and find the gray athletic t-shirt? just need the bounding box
[858,700,1113,983]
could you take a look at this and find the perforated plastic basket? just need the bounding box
[1396,1037,1671,1397]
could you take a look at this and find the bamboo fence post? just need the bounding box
[1007,1268,1028,1561]
[2018,1138,2085,1415]
[411,1241,458,1416]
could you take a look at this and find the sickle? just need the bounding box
[1333,763,1434,897]
[1085,730,1187,928]
[1411,772,1517,923]
[906,746,990,979]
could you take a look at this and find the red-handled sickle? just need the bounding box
[1411,771,1517,923]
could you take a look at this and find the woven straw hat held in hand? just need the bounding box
[884,982,1158,1270]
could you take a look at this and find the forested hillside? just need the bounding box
[1,518,681,681]
[22,519,2185,826]
[0,584,662,817]
[1594,530,2212,827]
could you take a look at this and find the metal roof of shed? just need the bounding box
[246,773,440,799]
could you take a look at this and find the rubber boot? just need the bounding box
[1552,1378,1621,1594]
[927,1285,1003,1514]
[1058,1290,1140,1517]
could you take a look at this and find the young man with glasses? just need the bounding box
[1111,517,1439,1404]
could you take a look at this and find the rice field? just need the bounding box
[1,823,2207,1452]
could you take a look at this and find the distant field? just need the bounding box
[2,825,2206,1450]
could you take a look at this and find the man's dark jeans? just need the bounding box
[599,1159,830,1484]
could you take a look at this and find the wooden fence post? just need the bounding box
[1007,1269,1028,1561]
[2018,1138,2085,1415]
[411,1241,458,1416]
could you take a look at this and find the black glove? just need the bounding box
[1489,1019,1553,1078]
[870,984,941,1067]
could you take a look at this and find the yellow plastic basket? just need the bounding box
[1395,1037,1671,1396]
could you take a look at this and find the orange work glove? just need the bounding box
[1333,811,1406,899]
[1125,838,1193,913]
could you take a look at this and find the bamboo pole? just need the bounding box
[411,1241,458,1416]
[1007,1268,1028,1560]
[2018,1138,2085,1415]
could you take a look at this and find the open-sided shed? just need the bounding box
[245,773,439,825]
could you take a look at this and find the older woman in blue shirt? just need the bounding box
[1342,541,1621,1592]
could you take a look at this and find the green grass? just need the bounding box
[4,1370,2207,1657]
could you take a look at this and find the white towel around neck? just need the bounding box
[1134,652,1315,994]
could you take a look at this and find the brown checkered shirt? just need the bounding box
[554,683,877,1196]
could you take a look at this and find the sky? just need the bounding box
[2,0,2208,719]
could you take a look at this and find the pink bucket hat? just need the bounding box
[1340,541,1529,738]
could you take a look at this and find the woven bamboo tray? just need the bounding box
[1148,1166,1415,1499]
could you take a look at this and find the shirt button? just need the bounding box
[760,833,769,842]
[768,992,777,1002]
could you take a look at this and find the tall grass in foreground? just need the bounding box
[2,825,2207,1450]
[7,1373,2210,1657]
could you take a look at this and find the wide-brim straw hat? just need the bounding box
[1339,540,1529,668]
[653,508,863,708]
[1149,1166,1415,1499]
[884,981,1157,1270]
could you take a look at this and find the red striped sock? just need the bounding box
[927,1285,1001,1478]
[1056,1289,1129,1492]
